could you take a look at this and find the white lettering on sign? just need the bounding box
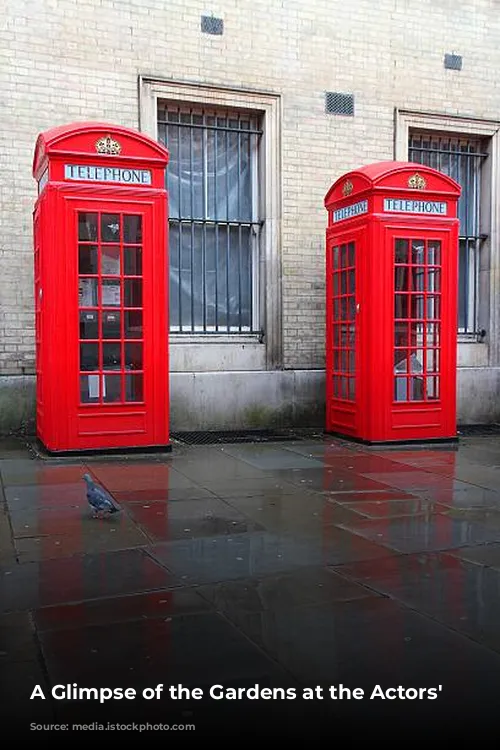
[64,164,152,185]
[332,200,368,223]
[383,198,447,215]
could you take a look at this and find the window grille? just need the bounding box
[409,132,488,333]
[158,104,262,333]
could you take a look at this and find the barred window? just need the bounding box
[409,132,488,333]
[158,104,262,333]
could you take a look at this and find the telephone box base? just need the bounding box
[33,438,172,458]
[324,431,459,447]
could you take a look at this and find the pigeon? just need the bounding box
[83,473,121,518]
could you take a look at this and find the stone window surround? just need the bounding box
[138,75,283,371]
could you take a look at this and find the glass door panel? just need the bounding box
[394,238,441,402]
[332,241,356,401]
[78,210,144,405]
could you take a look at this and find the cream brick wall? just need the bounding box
[2,0,500,375]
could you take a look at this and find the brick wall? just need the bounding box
[1,0,498,374]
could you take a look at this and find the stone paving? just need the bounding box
[2,434,500,734]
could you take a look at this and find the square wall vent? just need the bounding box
[325,92,354,116]
[444,53,462,70]
[201,15,224,35]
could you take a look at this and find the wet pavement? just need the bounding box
[2,434,500,735]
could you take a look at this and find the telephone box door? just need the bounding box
[389,227,456,437]
[326,228,363,435]
[69,199,165,447]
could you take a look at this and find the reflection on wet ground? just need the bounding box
[3,435,500,733]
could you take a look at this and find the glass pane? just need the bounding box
[347,297,356,319]
[427,296,441,319]
[395,320,409,349]
[124,247,142,276]
[347,270,354,294]
[101,246,121,275]
[412,240,425,265]
[410,322,425,348]
[333,273,340,295]
[413,267,425,292]
[102,343,121,370]
[348,377,355,400]
[428,240,441,265]
[395,239,410,264]
[427,348,440,373]
[78,213,97,241]
[340,272,347,295]
[340,298,349,320]
[79,311,98,339]
[125,374,144,402]
[333,246,339,270]
[332,377,339,397]
[101,214,120,242]
[427,376,440,399]
[395,266,410,293]
[347,242,355,266]
[340,244,348,268]
[80,374,100,403]
[125,279,142,307]
[78,245,98,274]
[395,376,407,401]
[102,279,121,306]
[414,294,425,319]
[102,311,121,339]
[103,375,121,403]
[395,294,409,319]
[79,278,97,307]
[124,215,142,244]
[426,267,441,293]
[125,311,143,339]
[125,343,142,370]
[333,298,340,320]
[426,323,440,346]
[409,376,425,401]
[80,343,98,371]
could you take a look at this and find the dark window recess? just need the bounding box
[201,15,224,35]
[325,92,354,116]
[444,54,462,70]
[157,103,262,333]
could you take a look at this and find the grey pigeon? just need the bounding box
[83,473,120,518]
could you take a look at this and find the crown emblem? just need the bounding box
[95,135,122,155]
[408,173,426,189]
[342,179,353,197]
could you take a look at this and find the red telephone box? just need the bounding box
[324,161,461,444]
[32,122,170,453]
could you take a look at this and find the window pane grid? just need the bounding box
[78,212,144,405]
[332,242,356,401]
[394,238,441,402]
[409,132,486,333]
[158,104,262,333]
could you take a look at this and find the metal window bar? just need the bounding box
[409,133,487,334]
[158,105,263,334]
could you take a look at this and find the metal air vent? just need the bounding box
[201,15,224,35]
[444,53,462,70]
[325,92,354,116]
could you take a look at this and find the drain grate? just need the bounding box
[457,423,500,437]
[170,429,325,445]
[171,425,500,445]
